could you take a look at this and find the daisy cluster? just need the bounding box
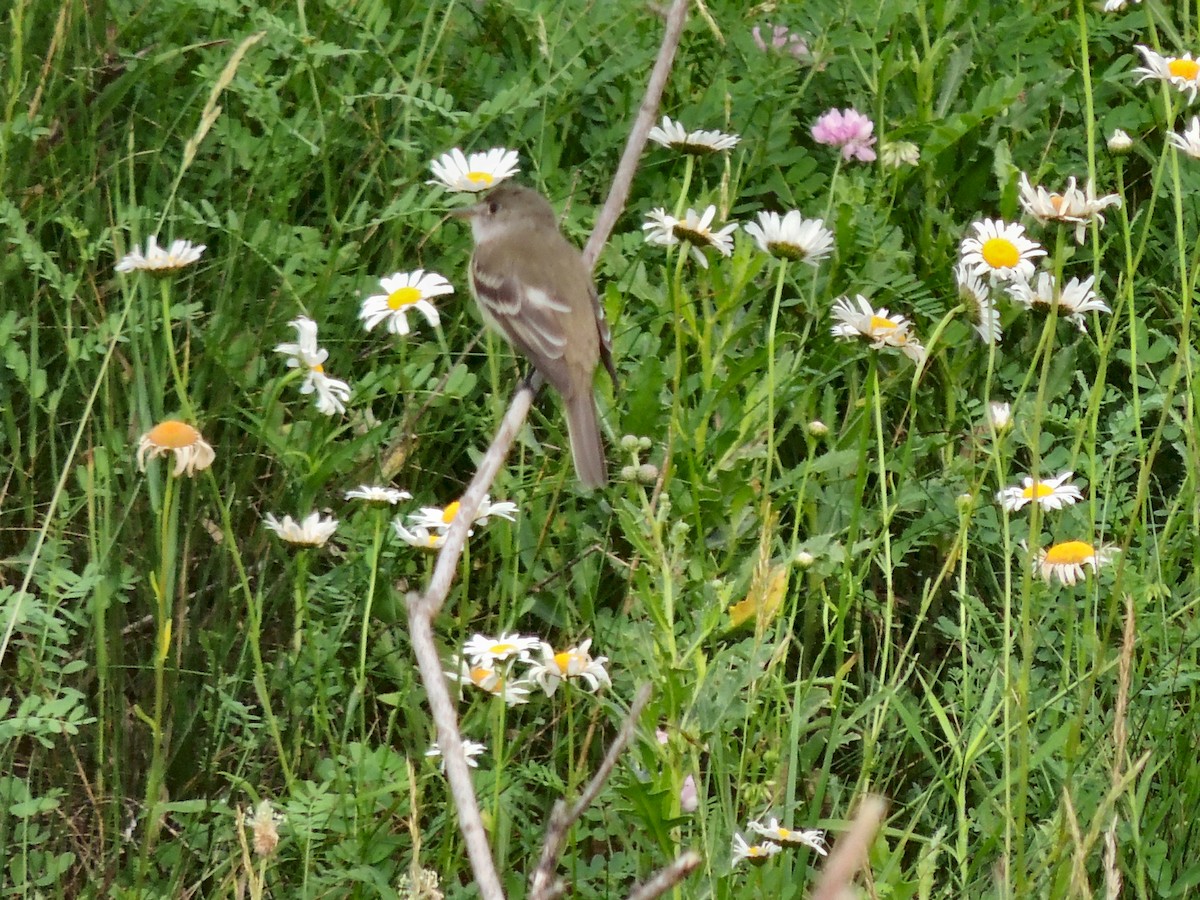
[444,632,611,707]
[731,818,828,868]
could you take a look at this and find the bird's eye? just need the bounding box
[488,200,499,215]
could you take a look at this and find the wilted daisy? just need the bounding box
[274,317,351,415]
[392,520,447,550]
[647,115,741,155]
[359,270,450,336]
[1133,45,1200,104]
[1167,117,1200,159]
[643,206,738,268]
[344,485,412,505]
[1107,129,1133,153]
[987,401,1013,432]
[880,140,920,168]
[244,799,284,858]
[1017,173,1121,244]
[743,211,834,264]
[445,660,531,705]
[115,236,205,274]
[407,495,518,533]
[527,638,611,696]
[428,147,519,192]
[263,512,338,547]
[959,219,1045,283]
[830,294,927,363]
[462,632,542,667]
[811,108,877,161]
[1035,540,1118,586]
[136,420,215,476]
[425,739,487,771]
[731,833,783,867]
[751,24,815,62]
[748,819,828,855]
[1007,273,1110,332]
[996,472,1083,512]
[954,261,1001,344]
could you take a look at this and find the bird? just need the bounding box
[451,182,617,488]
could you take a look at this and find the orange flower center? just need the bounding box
[981,237,1020,269]
[1169,58,1200,81]
[387,286,422,309]
[146,420,199,449]
[1044,540,1094,565]
[1049,194,1066,213]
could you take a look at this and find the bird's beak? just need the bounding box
[449,202,482,220]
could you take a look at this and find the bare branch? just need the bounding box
[626,851,703,900]
[582,0,690,271]
[810,795,888,900]
[404,0,691,894]
[530,684,654,899]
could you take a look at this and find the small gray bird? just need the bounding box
[452,183,617,488]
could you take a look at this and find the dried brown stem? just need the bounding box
[810,795,887,900]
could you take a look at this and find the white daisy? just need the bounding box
[995,472,1083,512]
[1104,0,1141,10]
[425,739,487,770]
[747,818,828,855]
[136,420,215,476]
[1007,273,1110,333]
[428,147,520,192]
[344,485,412,504]
[444,660,531,705]
[1017,173,1121,244]
[1035,540,1118,586]
[830,294,927,363]
[743,211,834,264]
[731,833,783,867]
[1133,45,1200,103]
[275,316,352,415]
[954,261,1001,344]
[647,116,741,154]
[462,632,542,667]
[643,206,738,268]
[359,270,450,336]
[959,219,1045,283]
[1167,117,1200,159]
[116,236,205,274]
[407,495,518,533]
[392,520,447,550]
[263,512,338,547]
[526,638,611,696]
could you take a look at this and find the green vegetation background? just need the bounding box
[2,0,1198,897]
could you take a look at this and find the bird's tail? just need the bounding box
[564,391,606,489]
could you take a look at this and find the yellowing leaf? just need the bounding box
[727,564,788,631]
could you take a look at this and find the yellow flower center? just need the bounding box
[147,420,200,449]
[748,846,769,858]
[387,286,422,309]
[441,501,461,524]
[470,667,502,690]
[869,315,899,332]
[310,363,324,373]
[491,643,514,656]
[1169,58,1200,81]
[1023,482,1054,499]
[553,650,577,673]
[981,237,1020,269]
[1044,540,1094,565]
[467,170,494,186]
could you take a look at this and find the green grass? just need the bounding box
[3,0,1200,896]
